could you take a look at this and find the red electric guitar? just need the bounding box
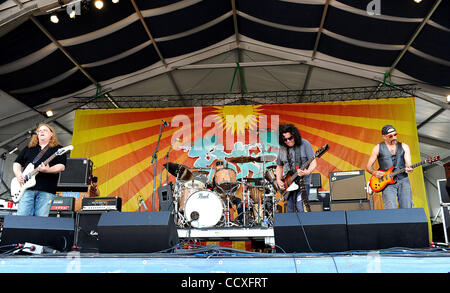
[369,156,440,192]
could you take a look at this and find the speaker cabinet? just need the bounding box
[57,158,93,192]
[0,215,74,252]
[273,211,348,253]
[346,208,429,250]
[330,200,370,211]
[329,170,367,201]
[158,183,174,212]
[97,211,179,253]
[74,211,105,252]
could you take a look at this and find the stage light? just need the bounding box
[414,0,422,3]
[446,94,450,103]
[69,9,76,19]
[45,110,54,117]
[94,0,104,9]
[112,0,119,3]
[50,14,59,23]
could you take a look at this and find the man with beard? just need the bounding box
[366,125,414,209]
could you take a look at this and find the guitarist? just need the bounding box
[275,124,317,213]
[12,123,67,216]
[366,124,413,209]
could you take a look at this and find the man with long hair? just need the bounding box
[13,123,67,216]
[275,124,317,212]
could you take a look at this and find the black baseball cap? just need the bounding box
[381,125,396,135]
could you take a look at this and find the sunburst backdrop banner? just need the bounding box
[71,97,429,223]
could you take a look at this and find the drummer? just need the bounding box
[207,160,243,224]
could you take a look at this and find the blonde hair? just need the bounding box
[28,123,61,148]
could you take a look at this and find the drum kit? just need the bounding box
[165,155,282,229]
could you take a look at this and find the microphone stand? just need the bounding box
[151,120,167,211]
[0,133,31,199]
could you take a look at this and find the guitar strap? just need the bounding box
[294,145,311,212]
[32,145,50,165]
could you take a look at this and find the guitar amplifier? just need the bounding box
[329,170,367,201]
[57,158,93,192]
[82,197,122,212]
[50,196,75,211]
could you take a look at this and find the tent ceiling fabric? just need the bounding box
[0,0,448,162]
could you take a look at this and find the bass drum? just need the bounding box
[184,190,224,228]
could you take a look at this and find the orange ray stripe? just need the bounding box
[261,100,412,120]
[76,108,195,130]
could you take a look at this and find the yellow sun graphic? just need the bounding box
[213,105,263,135]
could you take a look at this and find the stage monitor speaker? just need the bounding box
[0,215,74,252]
[97,211,179,253]
[330,170,367,201]
[330,200,370,211]
[273,211,348,253]
[158,183,174,212]
[346,208,429,250]
[57,158,93,191]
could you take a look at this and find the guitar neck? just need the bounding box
[288,156,316,183]
[29,152,58,177]
[391,160,426,177]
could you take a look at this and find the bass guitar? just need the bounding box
[10,145,73,203]
[281,144,329,207]
[369,156,440,193]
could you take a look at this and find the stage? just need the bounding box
[0,246,449,274]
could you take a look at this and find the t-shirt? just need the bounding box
[276,138,315,185]
[14,145,67,194]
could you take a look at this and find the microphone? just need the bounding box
[138,194,148,210]
[162,120,168,126]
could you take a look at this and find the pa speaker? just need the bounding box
[0,215,74,252]
[97,211,179,253]
[329,170,366,201]
[158,183,174,212]
[273,211,348,253]
[57,158,93,191]
[346,208,429,250]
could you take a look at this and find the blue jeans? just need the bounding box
[286,184,310,213]
[16,190,55,216]
[382,176,413,209]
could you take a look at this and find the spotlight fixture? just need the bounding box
[45,110,54,117]
[50,14,59,23]
[414,0,422,3]
[112,0,119,3]
[94,0,104,9]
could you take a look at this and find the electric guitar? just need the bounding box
[369,155,440,193]
[10,145,73,203]
[281,144,329,205]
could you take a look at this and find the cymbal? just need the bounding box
[165,162,193,180]
[226,156,259,163]
[255,155,277,163]
[190,169,210,176]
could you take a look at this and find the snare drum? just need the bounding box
[184,190,224,228]
[179,180,205,211]
[214,168,237,192]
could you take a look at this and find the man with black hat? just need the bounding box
[366,125,414,209]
